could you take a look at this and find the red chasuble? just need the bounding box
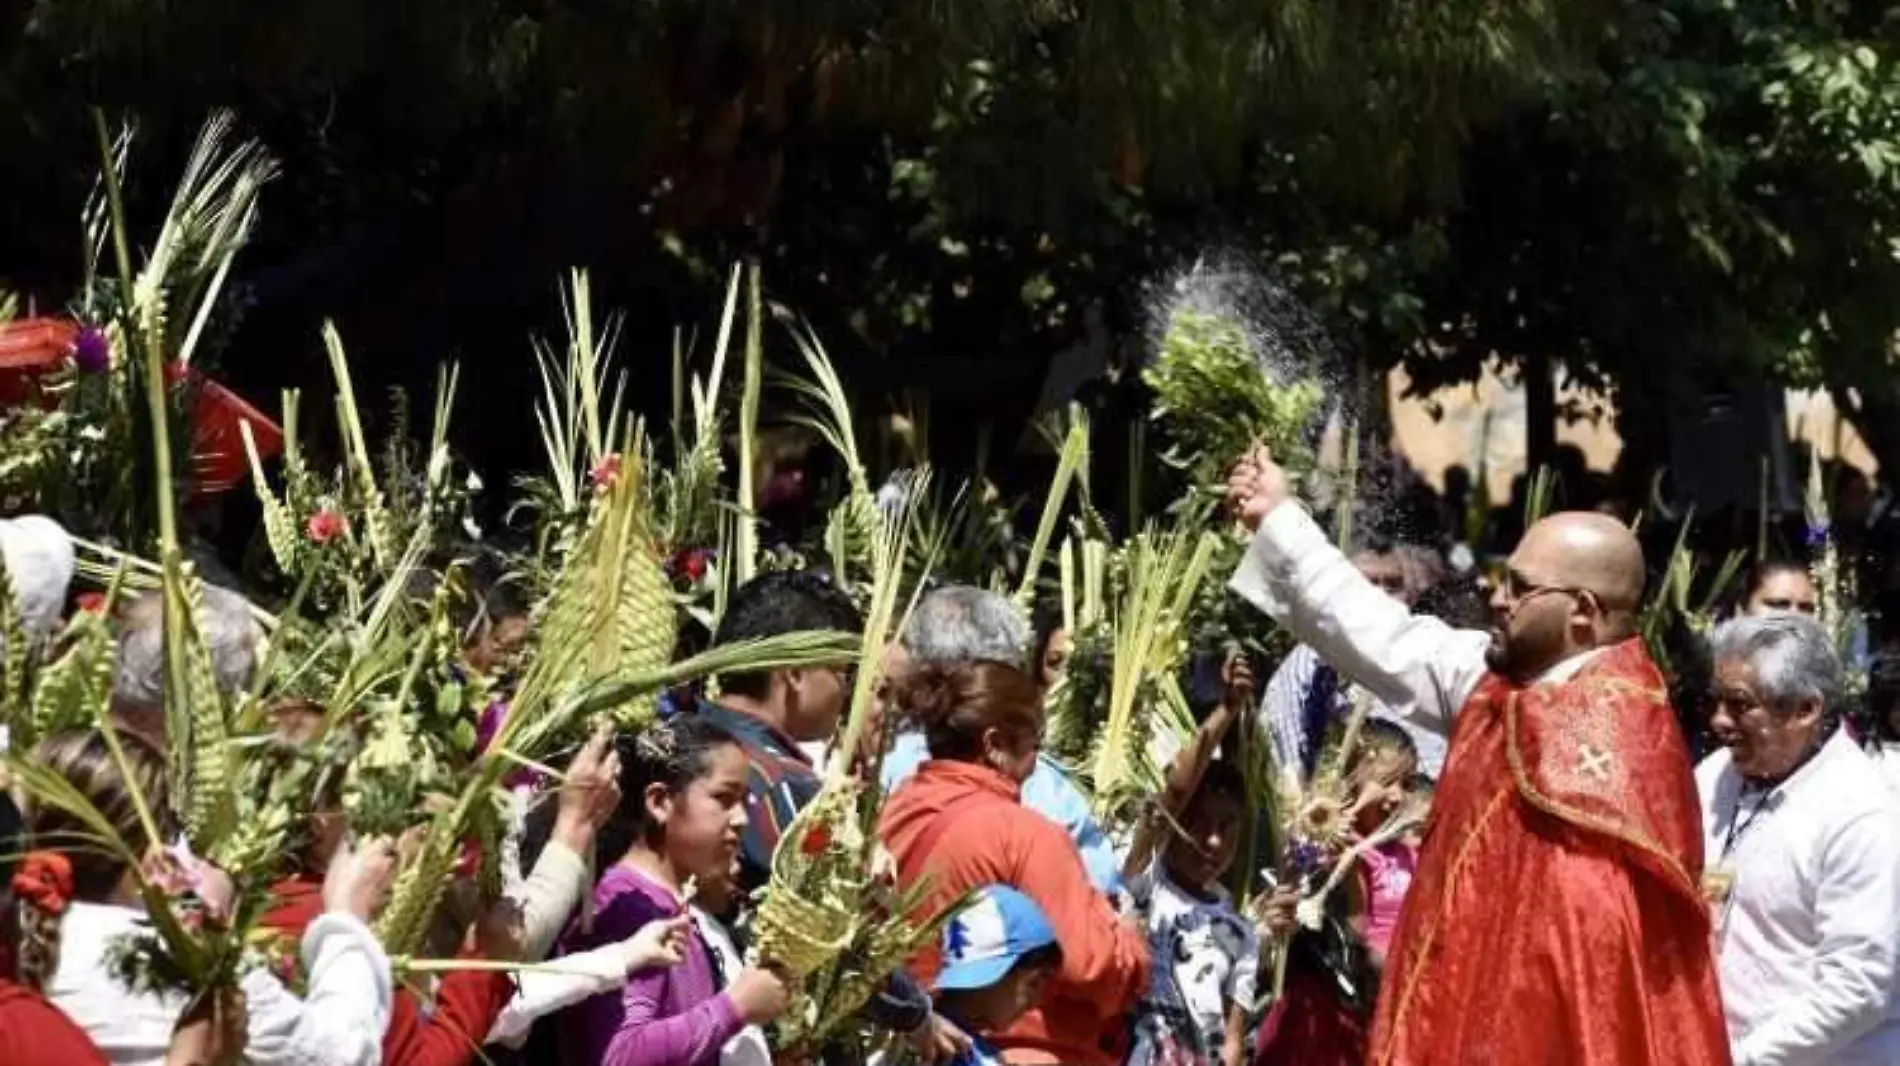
[1367,638,1731,1066]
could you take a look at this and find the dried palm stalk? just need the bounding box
[532,270,627,516]
[734,265,765,588]
[1013,406,1090,612]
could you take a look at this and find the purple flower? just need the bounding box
[1806,521,1832,549]
[1287,839,1328,876]
[69,326,111,374]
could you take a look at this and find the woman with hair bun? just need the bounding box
[879,661,1149,1066]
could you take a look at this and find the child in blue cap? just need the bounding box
[932,885,1065,1066]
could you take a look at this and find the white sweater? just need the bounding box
[48,901,392,1066]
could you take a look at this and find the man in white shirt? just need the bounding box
[1699,613,1900,1066]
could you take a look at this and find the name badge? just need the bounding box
[1702,865,1737,941]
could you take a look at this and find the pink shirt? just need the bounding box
[1362,840,1418,957]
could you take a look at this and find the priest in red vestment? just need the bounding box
[1226,447,1730,1066]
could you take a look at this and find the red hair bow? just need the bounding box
[11,851,74,915]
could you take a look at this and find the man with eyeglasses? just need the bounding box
[1225,446,1728,1066]
[1697,613,1900,1066]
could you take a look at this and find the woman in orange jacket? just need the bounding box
[879,661,1149,1066]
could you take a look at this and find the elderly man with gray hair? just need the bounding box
[877,584,1123,894]
[1698,612,1900,1066]
[113,585,263,744]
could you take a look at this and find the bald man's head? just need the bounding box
[1518,512,1646,614]
[1485,510,1646,680]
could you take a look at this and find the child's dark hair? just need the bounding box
[1189,759,1246,810]
[520,716,741,873]
[714,571,861,700]
[596,716,741,867]
[1011,942,1062,975]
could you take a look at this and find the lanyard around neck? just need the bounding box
[1720,783,1776,861]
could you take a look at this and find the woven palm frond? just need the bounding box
[523,429,676,733]
[754,780,865,979]
[376,812,463,957]
[778,319,879,585]
[531,270,628,516]
[656,266,738,553]
[0,558,27,718]
[242,421,300,574]
[170,558,238,847]
[321,323,400,569]
[733,264,765,589]
[102,111,277,368]
[29,610,119,742]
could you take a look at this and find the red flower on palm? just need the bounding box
[591,454,623,489]
[306,510,348,544]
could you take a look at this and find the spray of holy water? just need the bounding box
[1139,253,1339,489]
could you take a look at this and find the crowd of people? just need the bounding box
[0,432,1897,1066]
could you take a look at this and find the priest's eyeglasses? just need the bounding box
[1498,570,1599,616]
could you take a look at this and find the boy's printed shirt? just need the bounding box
[1124,860,1261,1066]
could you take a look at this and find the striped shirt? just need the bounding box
[1258,644,1448,779]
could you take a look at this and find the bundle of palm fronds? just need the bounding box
[776,320,881,592]
[0,118,305,1004]
[1293,789,1429,933]
[245,330,474,610]
[1008,408,1091,608]
[1256,684,1386,1002]
[376,423,858,959]
[904,474,1019,593]
[658,266,742,555]
[1041,512,1219,824]
[1142,308,1325,495]
[0,562,127,752]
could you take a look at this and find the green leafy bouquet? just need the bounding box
[1142,309,1325,489]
